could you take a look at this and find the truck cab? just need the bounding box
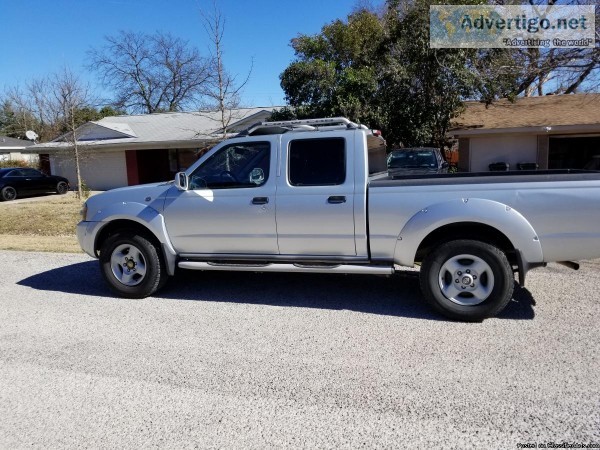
[164,118,385,260]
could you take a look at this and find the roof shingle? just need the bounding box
[451,93,600,131]
[0,136,34,149]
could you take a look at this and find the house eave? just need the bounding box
[448,123,600,138]
[22,137,224,154]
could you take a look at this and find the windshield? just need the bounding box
[387,150,437,169]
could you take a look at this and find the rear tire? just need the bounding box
[420,239,514,321]
[56,181,68,195]
[1,186,17,201]
[99,231,168,298]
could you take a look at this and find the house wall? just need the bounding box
[50,151,128,190]
[469,135,538,171]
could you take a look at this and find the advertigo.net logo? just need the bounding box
[430,5,596,48]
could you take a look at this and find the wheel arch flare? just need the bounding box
[393,198,544,267]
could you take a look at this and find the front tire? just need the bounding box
[420,239,514,321]
[99,231,168,298]
[1,186,17,201]
[56,181,68,195]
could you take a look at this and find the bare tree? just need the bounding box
[488,0,600,97]
[4,80,61,142]
[88,30,213,113]
[3,68,97,199]
[201,3,253,138]
[51,68,97,199]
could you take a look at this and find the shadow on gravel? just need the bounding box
[498,284,536,320]
[17,261,106,297]
[17,263,534,321]
[158,269,535,321]
[159,269,444,320]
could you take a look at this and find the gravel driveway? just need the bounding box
[0,250,598,448]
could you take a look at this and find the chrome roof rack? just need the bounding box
[237,117,369,136]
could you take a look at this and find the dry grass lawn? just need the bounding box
[0,192,87,253]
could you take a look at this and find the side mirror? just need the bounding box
[441,162,449,169]
[174,172,188,191]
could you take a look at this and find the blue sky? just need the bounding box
[0,0,370,108]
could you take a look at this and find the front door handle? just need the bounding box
[327,196,346,204]
[252,197,269,205]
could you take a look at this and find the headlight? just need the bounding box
[80,202,88,221]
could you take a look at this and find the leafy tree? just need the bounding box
[278,2,483,147]
[278,0,600,147]
[279,9,385,128]
[0,100,26,138]
[379,0,483,146]
[71,105,125,130]
[88,31,212,114]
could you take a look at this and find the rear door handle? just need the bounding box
[327,196,346,204]
[252,197,269,205]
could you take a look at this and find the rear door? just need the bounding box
[275,132,357,257]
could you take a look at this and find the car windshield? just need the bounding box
[0,169,13,177]
[387,150,437,168]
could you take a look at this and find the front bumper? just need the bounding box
[76,221,99,258]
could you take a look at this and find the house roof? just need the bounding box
[451,93,600,135]
[29,107,280,152]
[0,136,34,150]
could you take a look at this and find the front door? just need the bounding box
[275,133,357,257]
[163,139,278,256]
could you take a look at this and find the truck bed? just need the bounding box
[367,169,600,264]
[369,169,600,187]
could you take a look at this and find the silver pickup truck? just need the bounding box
[77,117,600,321]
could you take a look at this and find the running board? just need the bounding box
[178,261,394,275]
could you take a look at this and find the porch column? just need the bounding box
[125,150,140,185]
[458,138,470,172]
[537,135,549,170]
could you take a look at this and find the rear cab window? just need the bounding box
[288,138,346,186]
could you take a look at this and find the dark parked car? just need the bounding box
[387,147,449,176]
[0,168,70,201]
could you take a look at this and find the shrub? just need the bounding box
[0,159,38,169]
[81,180,91,199]
[76,179,91,200]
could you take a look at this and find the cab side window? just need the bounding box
[288,138,346,186]
[189,141,270,190]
